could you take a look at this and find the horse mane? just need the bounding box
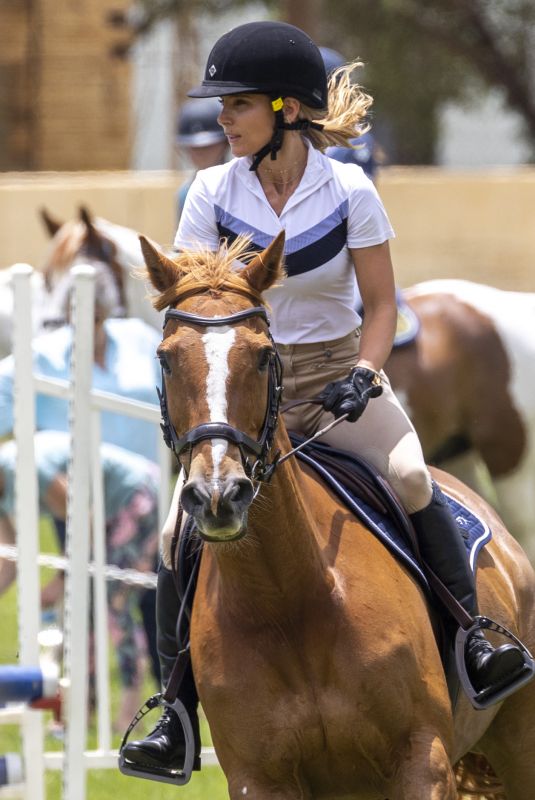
[150,236,276,312]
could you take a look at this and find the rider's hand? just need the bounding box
[320,366,383,423]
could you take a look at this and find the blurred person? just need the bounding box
[175,98,229,222]
[0,431,160,732]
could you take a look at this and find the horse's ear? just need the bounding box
[241,231,286,294]
[40,207,63,237]
[139,235,183,292]
[80,205,101,245]
[79,206,92,225]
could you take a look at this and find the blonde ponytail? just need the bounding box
[299,61,373,151]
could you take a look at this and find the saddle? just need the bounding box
[357,289,420,349]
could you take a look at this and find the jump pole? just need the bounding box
[0,665,58,705]
[61,265,95,800]
[10,263,45,800]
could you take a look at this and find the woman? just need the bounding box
[123,20,525,775]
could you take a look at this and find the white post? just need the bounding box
[62,266,95,800]
[90,410,112,751]
[11,264,45,800]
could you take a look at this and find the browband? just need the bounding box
[164,306,269,329]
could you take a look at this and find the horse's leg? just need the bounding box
[389,732,456,800]
[438,451,497,506]
[491,461,535,563]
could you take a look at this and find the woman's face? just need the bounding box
[217,94,274,157]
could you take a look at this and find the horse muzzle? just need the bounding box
[180,475,254,542]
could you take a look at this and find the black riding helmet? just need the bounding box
[188,21,327,170]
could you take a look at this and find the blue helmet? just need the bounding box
[319,47,346,78]
[175,98,226,147]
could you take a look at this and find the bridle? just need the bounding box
[157,305,283,482]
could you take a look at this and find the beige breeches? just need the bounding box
[278,329,433,514]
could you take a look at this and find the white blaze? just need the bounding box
[202,326,236,479]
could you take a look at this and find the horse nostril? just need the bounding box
[181,481,208,515]
[224,478,254,510]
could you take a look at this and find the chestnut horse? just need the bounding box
[140,231,535,799]
[31,209,535,560]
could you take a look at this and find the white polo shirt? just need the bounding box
[175,140,394,344]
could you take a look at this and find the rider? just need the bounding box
[174,97,229,222]
[123,20,527,776]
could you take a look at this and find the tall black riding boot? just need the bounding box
[410,482,525,693]
[122,564,201,771]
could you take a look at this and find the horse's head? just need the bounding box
[39,206,127,322]
[141,232,286,542]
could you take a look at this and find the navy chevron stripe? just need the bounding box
[284,219,347,276]
[217,218,348,276]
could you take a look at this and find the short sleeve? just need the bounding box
[347,178,395,249]
[174,172,219,251]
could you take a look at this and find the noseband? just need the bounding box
[157,306,283,482]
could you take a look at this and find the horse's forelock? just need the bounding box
[152,236,265,311]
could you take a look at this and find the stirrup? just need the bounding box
[455,616,535,710]
[118,694,197,786]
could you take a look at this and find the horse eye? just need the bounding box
[257,347,273,372]
[158,353,172,375]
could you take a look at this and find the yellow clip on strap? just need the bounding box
[271,97,284,111]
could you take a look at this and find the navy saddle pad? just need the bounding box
[289,434,491,596]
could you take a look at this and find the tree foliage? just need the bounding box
[318,0,534,163]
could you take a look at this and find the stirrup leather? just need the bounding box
[118,694,197,785]
[455,616,535,710]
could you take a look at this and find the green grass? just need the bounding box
[0,519,230,799]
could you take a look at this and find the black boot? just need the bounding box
[122,565,201,771]
[410,483,525,693]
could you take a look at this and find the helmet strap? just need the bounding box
[249,96,325,172]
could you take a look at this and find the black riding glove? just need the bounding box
[320,366,383,423]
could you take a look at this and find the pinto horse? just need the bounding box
[140,231,535,800]
[0,206,160,359]
[38,206,162,330]
[385,282,535,562]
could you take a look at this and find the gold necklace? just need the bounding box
[258,159,307,186]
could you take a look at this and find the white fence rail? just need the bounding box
[1,264,180,799]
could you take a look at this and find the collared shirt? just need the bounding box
[175,140,394,344]
[0,317,161,462]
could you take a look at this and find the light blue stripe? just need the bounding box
[285,201,348,254]
[215,201,349,254]
[215,206,273,247]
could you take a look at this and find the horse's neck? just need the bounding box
[208,450,333,621]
